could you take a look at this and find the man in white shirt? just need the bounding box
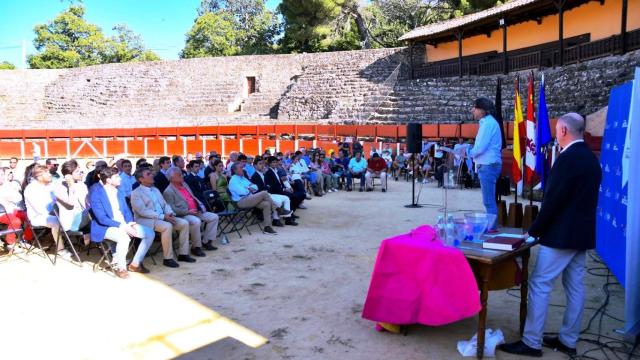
[131,167,193,268]
[89,167,155,278]
[24,165,66,256]
[228,163,278,235]
[118,159,136,199]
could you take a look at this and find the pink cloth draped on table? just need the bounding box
[362,225,481,327]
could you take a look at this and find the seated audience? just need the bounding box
[131,167,193,268]
[0,167,33,252]
[85,160,107,188]
[184,160,207,205]
[163,167,219,254]
[250,157,295,226]
[24,165,66,256]
[208,159,233,209]
[118,159,136,199]
[154,156,172,193]
[366,153,388,192]
[347,152,367,192]
[54,160,91,245]
[89,167,155,278]
[228,163,278,235]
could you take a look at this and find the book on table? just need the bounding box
[482,234,526,251]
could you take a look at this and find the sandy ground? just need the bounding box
[0,179,627,360]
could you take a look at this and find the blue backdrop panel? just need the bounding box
[596,82,632,286]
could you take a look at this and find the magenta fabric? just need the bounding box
[362,225,481,326]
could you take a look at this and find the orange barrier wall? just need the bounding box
[0,122,573,159]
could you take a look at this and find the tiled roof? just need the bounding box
[399,0,539,41]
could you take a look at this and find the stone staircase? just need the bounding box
[277,50,404,122]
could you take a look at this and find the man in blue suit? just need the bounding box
[89,167,155,279]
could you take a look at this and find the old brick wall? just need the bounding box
[0,47,637,129]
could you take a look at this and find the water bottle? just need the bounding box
[435,215,446,241]
[448,170,455,188]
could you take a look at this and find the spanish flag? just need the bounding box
[512,78,524,186]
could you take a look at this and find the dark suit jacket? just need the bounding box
[153,171,170,194]
[184,173,206,204]
[264,168,285,195]
[250,172,268,192]
[88,183,133,242]
[528,141,602,250]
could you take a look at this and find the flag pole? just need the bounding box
[514,76,519,205]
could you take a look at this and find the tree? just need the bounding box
[106,24,160,63]
[189,0,280,56]
[279,0,362,53]
[0,61,16,70]
[28,5,159,69]
[28,5,109,68]
[180,11,241,58]
[362,0,457,48]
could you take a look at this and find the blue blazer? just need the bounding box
[89,183,133,242]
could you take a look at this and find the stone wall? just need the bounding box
[0,47,637,129]
[370,49,640,123]
[0,48,403,129]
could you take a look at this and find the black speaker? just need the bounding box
[406,123,422,153]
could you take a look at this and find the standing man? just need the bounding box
[499,113,602,357]
[466,97,503,232]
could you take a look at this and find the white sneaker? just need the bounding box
[57,249,73,259]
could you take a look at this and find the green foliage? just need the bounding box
[0,61,16,70]
[181,12,241,57]
[183,0,280,57]
[28,5,159,69]
[279,0,361,53]
[363,0,457,48]
[107,24,160,62]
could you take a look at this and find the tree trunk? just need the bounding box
[351,8,371,49]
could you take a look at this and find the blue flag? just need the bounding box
[536,74,552,190]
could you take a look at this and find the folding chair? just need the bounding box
[0,204,23,256]
[51,208,82,265]
[90,237,118,276]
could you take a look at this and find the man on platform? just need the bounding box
[466,97,503,232]
[499,113,602,357]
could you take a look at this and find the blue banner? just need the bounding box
[596,82,632,286]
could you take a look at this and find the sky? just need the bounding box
[0,0,282,68]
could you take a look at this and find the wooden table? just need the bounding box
[458,229,539,359]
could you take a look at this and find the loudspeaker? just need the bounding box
[406,123,422,153]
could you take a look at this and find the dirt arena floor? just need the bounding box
[0,179,627,360]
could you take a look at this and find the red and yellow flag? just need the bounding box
[525,72,537,185]
[511,78,524,184]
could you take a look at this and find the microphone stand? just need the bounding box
[405,153,423,208]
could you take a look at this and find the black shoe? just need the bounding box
[359,187,363,192]
[291,213,300,219]
[262,226,277,235]
[272,219,284,227]
[177,254,196,263]
[382,188,386,192]
[366,188,373,192]
[191,247,206,257]
[346,187,352,192]
[285,218,298,226]
[498,341,542,357]
[163,259,180,268]
[543,336,577,356]
[202,242,218,251]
